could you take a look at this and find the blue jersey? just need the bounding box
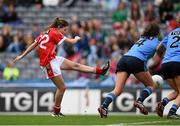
[125,37,159,62]
[162,28,180,63]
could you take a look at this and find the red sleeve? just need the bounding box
[52,30,66,45]
[34,35,42,44]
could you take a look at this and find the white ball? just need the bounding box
[152,75,164,88]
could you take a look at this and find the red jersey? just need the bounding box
[35,28,66,66]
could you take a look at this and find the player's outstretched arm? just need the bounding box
[64,36,81,44]
[156,43,166,58]
[13,40,38,63]
[147,43,166,68]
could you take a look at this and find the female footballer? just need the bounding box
[14,17,110,116]
[155,19,180,119]
[98,22,160,118]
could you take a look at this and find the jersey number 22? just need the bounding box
[39,34,49,49]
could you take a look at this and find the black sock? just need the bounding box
[137,87,152,103]
[102,93,116,109]
[169,104,178,116]
[162,97,169,106]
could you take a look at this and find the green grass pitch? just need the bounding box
[0,115,180,125]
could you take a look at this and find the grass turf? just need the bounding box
[0,115,180,125]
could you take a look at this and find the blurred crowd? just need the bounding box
[0,0,179,85]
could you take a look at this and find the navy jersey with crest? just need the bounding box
[125,37,159,62]
[162,28,180,63]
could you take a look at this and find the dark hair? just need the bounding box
[48,17,69,29]
[130,2,141,21]
[142,22,160,37]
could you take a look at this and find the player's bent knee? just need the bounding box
[61,86,66,92]
[174,91,179,96]
[174,89,179,93]
[57,85,66,93]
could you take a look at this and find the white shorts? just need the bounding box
[41,56,65,79]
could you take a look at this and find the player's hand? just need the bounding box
[13,55,23,63]
[75,36,81,41]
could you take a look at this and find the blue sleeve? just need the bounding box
[161,36,168,48]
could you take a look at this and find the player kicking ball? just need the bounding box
[154,18,180,119]
[14,17,110,117]
[98,22,160,118]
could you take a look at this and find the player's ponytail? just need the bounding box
[142,22,160,38]
[47,17,69,29]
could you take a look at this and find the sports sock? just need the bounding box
[137,87,152,103]
[95,67,103,74]
[162,97,169,106]
[169,104,178,115]
[53,106,60,114]
[102,93,116,109]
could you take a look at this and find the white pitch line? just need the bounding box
[129,120,172,125]
[106,124,124,126]
[107,120,173,126]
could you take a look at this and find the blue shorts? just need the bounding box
[116,56,148,74]
[160,62,180,79]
